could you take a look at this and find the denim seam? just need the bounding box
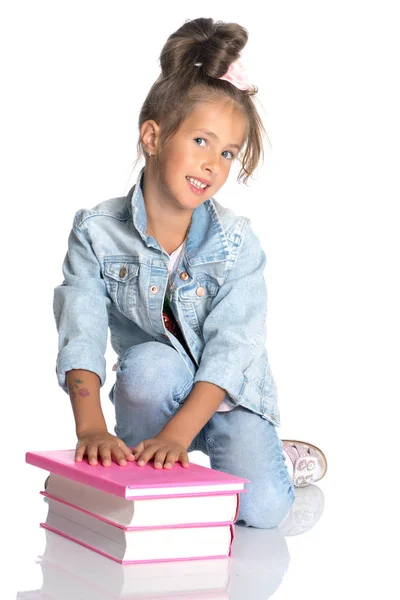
[112,374,122,438]
[73,222,104,273]
[205,435,215,470]
[76,212,130,227]
[172,379,194,404]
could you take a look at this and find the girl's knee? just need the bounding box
[116,342,192,403]
[236,481,295,529]
[119,341,181,375]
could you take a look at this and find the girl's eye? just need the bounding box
[222,150,235,160]
[194,138,235,161]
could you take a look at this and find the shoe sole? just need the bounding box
[284,439,328,484]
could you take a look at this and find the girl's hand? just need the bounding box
[75,429,135,467]
[132,433,190,469]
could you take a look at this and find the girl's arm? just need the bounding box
[66,369,107,437]
[158,381,226,448]
[54,214,134,466]
[67,368,135,466]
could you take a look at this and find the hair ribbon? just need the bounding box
[195,57,252,91]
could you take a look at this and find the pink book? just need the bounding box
[40,491,241,529]
[41,495,237,564]
[40,521,236,565]
[26,449,249,500]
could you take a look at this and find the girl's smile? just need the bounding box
[185,175,211,195]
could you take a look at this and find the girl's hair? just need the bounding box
[135,18,267,184]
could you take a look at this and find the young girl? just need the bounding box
[53,17,327,529]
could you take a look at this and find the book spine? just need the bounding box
[234,492,241,522]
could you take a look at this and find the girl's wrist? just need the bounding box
[76,422,108,438]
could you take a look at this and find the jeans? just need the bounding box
[109,341,295,529]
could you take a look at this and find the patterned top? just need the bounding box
[163,244,196,366]
[162,293,189,351]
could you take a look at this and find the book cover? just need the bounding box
[26,449,249,499]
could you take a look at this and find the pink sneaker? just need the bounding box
[282,440,328,487]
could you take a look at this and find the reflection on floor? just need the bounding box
[17,485,324,599]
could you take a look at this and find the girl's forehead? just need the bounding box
[186,100,244,123]
[181,101,247,141]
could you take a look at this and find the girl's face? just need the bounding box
[156,98,247,209]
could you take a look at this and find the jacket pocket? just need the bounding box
[103,259,140,311]
[178,276,219,336]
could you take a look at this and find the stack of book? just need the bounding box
[25,449,248,565]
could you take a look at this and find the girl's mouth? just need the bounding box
[186,176,210,195]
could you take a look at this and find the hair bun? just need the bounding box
[160,18,248,79]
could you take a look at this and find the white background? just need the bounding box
[1,1,399,597]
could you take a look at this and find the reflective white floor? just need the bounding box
[3,0,400,593]
[6,441,395,599]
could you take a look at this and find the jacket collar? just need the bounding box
[129,167,230,267]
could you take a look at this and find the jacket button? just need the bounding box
[180,272,189,280]
[150,285,158,293]
[119,265,127,278]
[196,286,205,297]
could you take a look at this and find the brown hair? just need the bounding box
[135,18,268,184]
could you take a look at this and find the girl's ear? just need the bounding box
[140,120,161,155]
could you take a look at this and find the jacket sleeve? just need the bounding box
[193,220,269,403]
[194,221,267,403]
[53,212,111,394]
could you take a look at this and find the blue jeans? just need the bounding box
[109,342,295,529]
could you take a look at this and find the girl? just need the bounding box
[54,17,327,529]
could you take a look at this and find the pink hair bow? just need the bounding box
[219,58,252,91]
[194,57,252,91]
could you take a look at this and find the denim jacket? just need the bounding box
[53,168,280,426]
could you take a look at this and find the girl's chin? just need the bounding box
[177,189,211,206]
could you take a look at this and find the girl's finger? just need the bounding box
[153,450,168,469]
[74,443,86,462]
[86,444,99,465]
[123,445,135,461]
[131,442,144,458]
[179,452,190,468]
[163,451,178,469]
[98,443,112,467]
[111,445,128,466]
[137,448,156,466]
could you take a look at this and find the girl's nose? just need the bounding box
[202,154,219,175]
